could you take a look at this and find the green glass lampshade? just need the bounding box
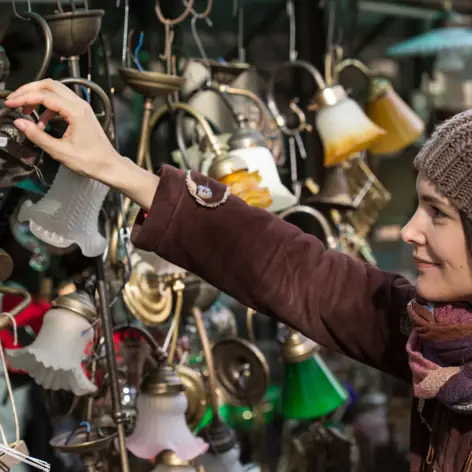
[279,329,348,420]
[281,353,348,420]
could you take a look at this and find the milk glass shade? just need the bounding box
[229,147,297,213]
[315,97,385,167]
[126,365,207,461]
[18,165,109,257]
[5,293,97,395]
[197,447,245,472]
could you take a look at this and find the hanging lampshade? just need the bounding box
[17,165,109,257]
[366,77,424,155]
[6,291,98,395]
[152,450,201,472]
[126,364,208,461]
[227,125,297,213]
[279,329,348,420]
[305,166,356,210]
[309,85,385,167]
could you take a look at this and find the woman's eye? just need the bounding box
[431,206,446,219]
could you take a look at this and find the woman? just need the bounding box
[6,79,472,472]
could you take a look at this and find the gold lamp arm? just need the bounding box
[0,286,32,330]
[267,60,325,136]
[279,205,338,250]
[335,58,373,83]
[191,307,220,417]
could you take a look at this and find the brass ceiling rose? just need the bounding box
[50,425,117,455]
[199,59,251,85]
[177,365,207,430]
[119,68,186,98]
[122,260,173,325]
[212,338,269,406]
[278,329,319,364]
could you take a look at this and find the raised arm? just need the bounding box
[6,79,415,383]
[130,165,415,382]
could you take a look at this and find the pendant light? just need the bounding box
[278,328,348,420]
[227,119,297,213]
[268,60,385,168]
[125,363,208,461]
[336,59,424,156]
[6,291,98,396]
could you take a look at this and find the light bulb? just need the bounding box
[126,365,208,461]
[17,165,109,257]
[5,291,97,396]
[229,147,297,213]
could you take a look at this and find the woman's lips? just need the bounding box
[414,257,439,270]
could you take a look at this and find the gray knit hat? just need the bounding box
[414,109,472,219]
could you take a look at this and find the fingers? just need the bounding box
[5,90,78,123]
[6,79,77,102]
[37,109,58,130]
[14,119,64,156]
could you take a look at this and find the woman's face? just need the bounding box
[401,172,472,302]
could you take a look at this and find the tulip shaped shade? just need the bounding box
[18,165,109,257]
[5,291,97,395]
[229,147,297,213]
[126,365,208,461]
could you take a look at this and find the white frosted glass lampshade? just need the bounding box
[17,165,109,257]
[126,393,208,461]
[5,292,97,396]
[229,147,297,213]
[316,98,385,167]
[197,448,245,472]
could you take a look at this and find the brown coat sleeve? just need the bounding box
[131,165,415,382]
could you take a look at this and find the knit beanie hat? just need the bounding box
[414,109,472,220]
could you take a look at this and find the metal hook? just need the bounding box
[190,15,210,64]
[120,0,130,67]
[11,0,32,20]
[55,0,63,13]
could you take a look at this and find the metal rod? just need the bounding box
[358,0,453,19]
[95,257,130,472]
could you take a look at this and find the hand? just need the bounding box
[5,79,120,183]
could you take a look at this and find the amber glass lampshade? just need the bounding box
[366,78,424,155]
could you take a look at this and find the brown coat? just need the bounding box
[131,165,472,472]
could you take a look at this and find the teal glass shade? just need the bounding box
[15,178,45,195]
[387,28,472,57]
[281,353,348,420]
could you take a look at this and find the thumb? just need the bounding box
[14,118,61,155]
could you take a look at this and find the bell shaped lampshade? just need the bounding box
[227,127,297,213]
[279,329,348,420]
[126,364,208,462]
[17,165,109,257]
[310,85,385,167]
[5,291,98,396]
[366,78,424,155]
[152,450,201,472]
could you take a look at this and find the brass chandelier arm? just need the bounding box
[191,307,220,416]
[279,205,338,250]
[167,280,185,365]
[147,102,225,163]
[0,286,32,330]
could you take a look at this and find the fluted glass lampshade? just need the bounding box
[229,147,297,213]
[279,330,348,420]
[315,95,385,167]
[126,365,208,461]
[5,291,97,395]
[18,165,109,257]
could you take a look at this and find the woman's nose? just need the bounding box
[401,214,427,246]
